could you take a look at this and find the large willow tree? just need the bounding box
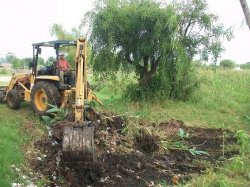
[84,0,230,100]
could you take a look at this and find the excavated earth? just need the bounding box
[28,116,239,187]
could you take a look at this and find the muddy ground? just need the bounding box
[28,117,238,187]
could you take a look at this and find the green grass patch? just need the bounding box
[0,73,12,77]
[96,70,250,130]
[0,103,43,186]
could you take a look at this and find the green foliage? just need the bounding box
[240,62,250,69]
[92,71,137,94]
[0,54,32,69]
[178,128,189,139]
[96,69,250,187]
[0,109,25,186]
[50,24,80,40]
[0,69,11,74]
[192,60,205,68]
[235,130,249,154]
[189,148,209,156]
[50,24,91,68]
[161,128,209,156]
[0,104,44,186]
[229,156,244,172]
[46,56,56,64]
[220,59,235,69]
[23,57,32,68]
[86,0,228,100]
[5,53,15,63]
[37,57,45,67]
[11,56,22,69]
[42,104,68,125]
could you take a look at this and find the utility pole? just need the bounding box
[240,0,250,30]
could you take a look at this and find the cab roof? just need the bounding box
[32,40,77,47]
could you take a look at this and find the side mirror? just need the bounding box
[38,48,42,54]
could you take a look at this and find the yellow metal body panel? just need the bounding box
[74,39,87,122]
[35,76,60,81]
[60,90,72,108]
[24,90,31,102]
[4,73,32,101]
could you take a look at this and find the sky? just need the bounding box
[0,0,249,64]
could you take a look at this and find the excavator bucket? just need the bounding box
[62,125,95,162]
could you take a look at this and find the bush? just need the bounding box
[125,61,202,101]
[220,59,235,69]
[92,71,137,94]
[240,62,250,70]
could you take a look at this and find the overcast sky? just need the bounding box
[0,0,249,64]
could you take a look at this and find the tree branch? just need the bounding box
[184,18,193,37]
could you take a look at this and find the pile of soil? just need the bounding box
[30,118,238,187]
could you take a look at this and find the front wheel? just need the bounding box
[31,81,61,116]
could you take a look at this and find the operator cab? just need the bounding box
[30,40,77,89]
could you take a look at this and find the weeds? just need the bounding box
[178,128,189,139]
[161,128,209,156]
[41,104,68,125]
[235,129,249,154]
[189,148,209,156]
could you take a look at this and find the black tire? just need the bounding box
[31,81,61,116]
[0,90,5,103]
[6,89,21,109]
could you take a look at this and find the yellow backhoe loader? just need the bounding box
[0,38,101,162]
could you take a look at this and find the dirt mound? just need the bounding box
[30,118,239,186]
[134,129,159,153]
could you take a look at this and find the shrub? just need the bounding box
[220,59,235,69]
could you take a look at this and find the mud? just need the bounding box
[30,118,239,186]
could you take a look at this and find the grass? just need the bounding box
[0,103,44,186]
[96,70,250,130]
[0,108,25,186]
[0,69,249,186]
[95,69,250,186]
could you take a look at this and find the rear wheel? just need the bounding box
[6,89,21,109]
[31,81,61,116]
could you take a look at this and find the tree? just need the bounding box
[220,59,235,69]
[50,24,92,68]
[85,0,229,100]
[37,57,45,67]
[46,56,56,64]
[11,56,22,69]
[0,57,5,64]
[23,57,32,69]
[6,53,15,63]
[240,62,250,69]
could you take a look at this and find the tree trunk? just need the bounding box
[139,56,159,85]
[169,53,177,100]
[240,0,250,30]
